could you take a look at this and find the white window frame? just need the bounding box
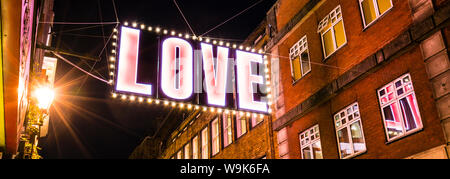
[177,150,182,159]
[211,117,220,156]
[289,35,311,83]
[192,135,199,159]
[201,127,209,159]
[358,0,393,29]
[184,143,190,159]
[236,113,248,138]
[299,124,322,159]
[377,73,423,142]
[334,102,367,159]
[318,5,347,59]
[223,113,233,147]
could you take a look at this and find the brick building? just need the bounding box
[268,0,450,159]
[156,20,277,159]
[132,0,450,159]
[1,0,55,159]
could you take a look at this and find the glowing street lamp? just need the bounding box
[33,86,55,110]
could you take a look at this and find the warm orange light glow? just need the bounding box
[33,87,55,109]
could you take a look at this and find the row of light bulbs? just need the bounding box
[111,92,271,117]
[108,21,274,115]
[122,21,266,54]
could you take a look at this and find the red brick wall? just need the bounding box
[275,0,413,121]
[161,112,272,159]
[282,45,446,159]
[271,0,447,159]
[275,0,310,31]
[435,0,450,7]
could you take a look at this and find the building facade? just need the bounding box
[156,20,276,159]
[268,0,450,159]
[0,0,55,159]
[131,0,450,159]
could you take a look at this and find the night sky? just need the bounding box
[39,0,277,159]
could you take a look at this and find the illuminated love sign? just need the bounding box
[111,25,270,114]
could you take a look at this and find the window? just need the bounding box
[192,135,199,159]
[277,127,289,159]
[299,125,323,159]
[177,150,182,159]
[359,0,393,28]
[289,35,311,82]
[211,118,220,156]
[184,143,190,159]
[250,114,264,128]
[222,113,233,147]
[377,73,423,142]
[318,5,347,59]
[236,112,248,138]
[334,102,367,159]
[201,127,209,159]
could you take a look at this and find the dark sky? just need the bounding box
[39,0,277,159]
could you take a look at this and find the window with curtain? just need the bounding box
[184,143,190,159]
[359,0,393,28]
[250,114,264,128]
[177,150,183,159]
[192,135,199,159]
[299,125,323,159]
[334,102,367,159]
[201,127,209,159]
[377,73,423,142]
[289,35,311,83]
[235,112,248,138]
[317,5,347,59]
[211,118,220,156]
[223,113,233,147]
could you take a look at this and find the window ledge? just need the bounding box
[361,7,394,32]
[322,43,348,62]
[291,71,311,86]
[384,127,424,145]
[342,150,367,159]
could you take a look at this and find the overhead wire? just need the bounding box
[76,0,112,93]
[52,52,110,84]
[40,21,119,25]
[200,0,264,37]
[111,0,120,23]
[173,0,196,37]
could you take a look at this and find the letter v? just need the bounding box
[201,43,229,106]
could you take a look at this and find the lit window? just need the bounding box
[236,113,248,138]
[192,135,199,159]
[211,118,220,156]
[177,150,183,159]
[334,102,367,159]
[299,125,323,159]
[184,143,190,159]
[289,35,311,82]
[201,127,209,159]
[359,0,393,28]
[377,73,423,142]
[222,113,233,147]
[317,5,347,59]
[250,114,264,128]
